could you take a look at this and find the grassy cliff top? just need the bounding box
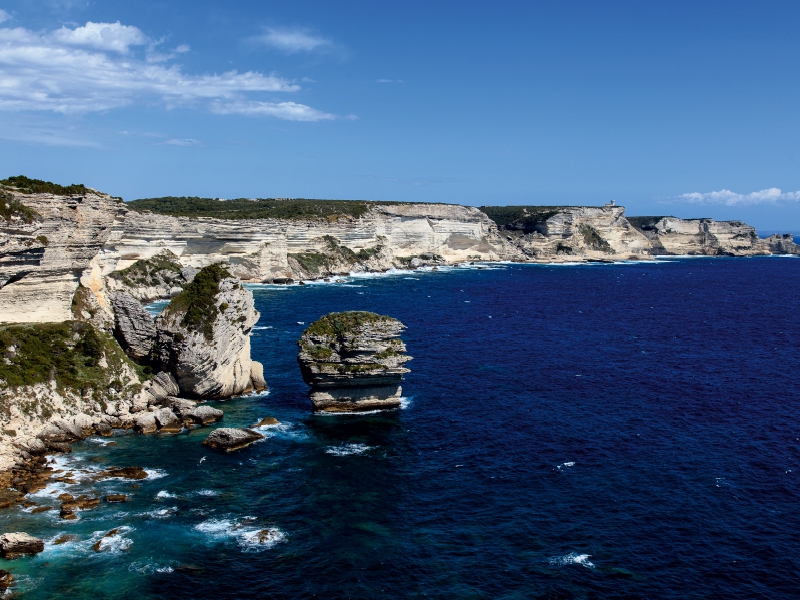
[0,175,88,196]
[302,311,401,339]
[127,196,409,220]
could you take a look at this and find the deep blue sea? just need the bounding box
[2,257,800,599]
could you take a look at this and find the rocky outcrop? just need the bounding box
[203,427,263,451]
[0,532,44,558]
[298,311,412,412]
[111,292,156,359]
[152,264,265,398]
[106,250,194,302]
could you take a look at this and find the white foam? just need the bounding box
[399,396,412,409]
[549,552,595,568]
[556,461,576,471]
[155,490,177,499]
[194,489,219,497]
[194,517,286,552]
[129,562,174,574]
[326,443,371,456]
[90,526,134,554]
[252,325,274,330]
[144,468,167,480]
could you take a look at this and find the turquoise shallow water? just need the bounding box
[1,258,799,598]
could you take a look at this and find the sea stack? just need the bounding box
[152,263,266,398]
[297,311,411,412]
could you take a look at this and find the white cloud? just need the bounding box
[50,21,146,54]
[211,100,337,121]
[256,27,332,54]
[159,138,202,147]
[175,44,190,53]
[677,188,800,206]
[0,10,10,24]
[0,22,311,114]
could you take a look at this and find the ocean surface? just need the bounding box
[2,257,799,599]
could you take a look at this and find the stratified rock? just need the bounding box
[250,361,267,392]
[187,405,223,426]
[152,264,263,398]
[297,311,412,412]
[0,533,44,558]
[203,428,263,452]
[111,292,156,360]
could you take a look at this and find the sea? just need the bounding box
[1,256,799,599]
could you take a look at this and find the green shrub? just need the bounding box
[163,263,231,339]
[126,196,408,221]
[0,192,40,224]
[0,175,87,196]
[580,225,613,252]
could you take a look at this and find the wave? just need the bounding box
[144,468,167,480]
[194,517,286,552]
[90,526,134,554]
[325,443,372,456]
[549,552,595,568]
[252,325,274,330]
[155,490,177,499]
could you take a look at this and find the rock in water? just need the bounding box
[110,292,156,360]
[297,311,412,412]
[153,264,263,398]
[0,533,44,558]
[203,428,263,452]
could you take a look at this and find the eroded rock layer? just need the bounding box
[298,311,411,412]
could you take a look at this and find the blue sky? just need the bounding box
[0,1,799,230]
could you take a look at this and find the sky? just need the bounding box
[0,1,799,230]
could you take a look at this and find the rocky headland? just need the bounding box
[298,311,411,412]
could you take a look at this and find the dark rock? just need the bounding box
[273,277,293,284]
[0,489,24,509]
[59,508,77,520]
[0,533,44,558]
[46,441,73,453]
[53,534,78,545]
[203,428,263,452]
[97,466,148,480]
[96,422,113,437]
[297,311,412,412]
[31,506,52,514]
[92,528,121,552]
[251,417,279,427]
[106,494,127,503]
[111,292,157,360]
[0,569,13,589]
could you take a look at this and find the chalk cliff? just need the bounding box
[298,311,411,412]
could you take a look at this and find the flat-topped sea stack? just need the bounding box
[298,311,412,412]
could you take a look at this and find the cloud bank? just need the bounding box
[677,188,800,206]
[0,19,343,120]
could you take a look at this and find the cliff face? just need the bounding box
[0,189,127,323]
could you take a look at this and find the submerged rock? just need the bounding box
[297,311,412,412]
[106,494,127,503]
[0,533,44,558]
[152,264,265,398]
[97,466,148,480]
[203,428,263,452]
[251,416,279,427]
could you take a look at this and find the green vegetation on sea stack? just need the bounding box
[164,263,232,339]
[304,311,394,339]
[128,196,405,220]
[0,175,87,197]
[109,251,184,290]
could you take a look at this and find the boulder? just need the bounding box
[97,466,148,480]
[133,412,158,435]
[0,570,13,589]
[111,292,157,360]
[106,494,127,503]
[251,417,279,427]
[297,311,412,412]
[203,428,263,452]
[163,397,197,420]
[0,533,44,558]
[152,265,263,398]
[187,405,224,426]
[153,407,182,433]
